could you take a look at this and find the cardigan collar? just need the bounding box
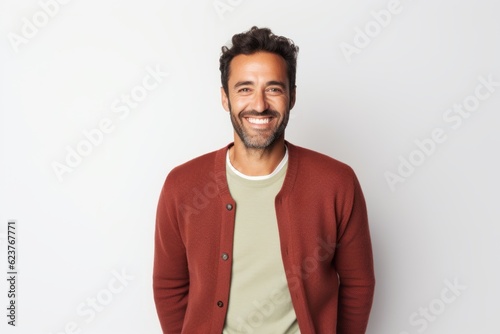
[214,140,299,199]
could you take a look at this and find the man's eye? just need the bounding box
[268,87,283,93]
[238,88,251,93]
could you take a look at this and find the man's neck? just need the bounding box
[229,138,286,176]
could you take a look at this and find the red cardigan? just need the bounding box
[153,142,375,333]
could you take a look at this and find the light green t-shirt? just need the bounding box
[223,149,300,334]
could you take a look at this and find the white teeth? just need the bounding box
[247,117,271,124]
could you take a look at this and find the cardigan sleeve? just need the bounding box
[334,172,375,334]
[153,176,190,334]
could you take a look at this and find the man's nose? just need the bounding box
[250,89,269,113]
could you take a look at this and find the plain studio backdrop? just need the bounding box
[1,0,499,333]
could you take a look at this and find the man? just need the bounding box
[153,26,375,333]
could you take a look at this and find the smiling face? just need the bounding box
[221,51,296,150]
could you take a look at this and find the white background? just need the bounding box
[1,0,499,333]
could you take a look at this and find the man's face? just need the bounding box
[221,51,296,149]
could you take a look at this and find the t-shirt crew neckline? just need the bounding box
[226,146,289,181]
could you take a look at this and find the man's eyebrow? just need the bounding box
[233,81,254,89]
[266,81,287,89]
[233,80,287,89]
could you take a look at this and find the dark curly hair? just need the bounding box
[219,26,299,96]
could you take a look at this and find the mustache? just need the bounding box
[239,109,280,118]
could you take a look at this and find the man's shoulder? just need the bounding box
[289,142,355,179]
[163,146,226,190]
[173,150,218,172]
[168,148,221,177]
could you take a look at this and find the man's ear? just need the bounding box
[289,85,297,110]
[221,87,230,112]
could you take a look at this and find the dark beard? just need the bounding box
[229,102,289,149]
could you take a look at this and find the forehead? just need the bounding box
[228,51,288,83]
